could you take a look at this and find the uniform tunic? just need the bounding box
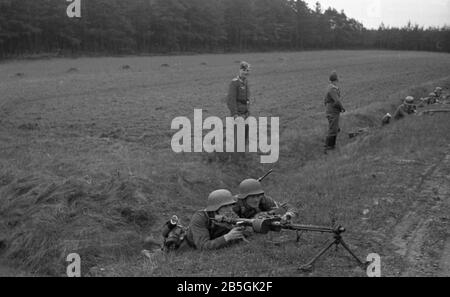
[227,76,250,117]
[232,195,297,219]
[324,84,344,137]
[185,210,232,250]
[393,104,416,120]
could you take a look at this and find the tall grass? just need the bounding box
[0,74,449,276]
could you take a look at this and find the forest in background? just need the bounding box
[1,0,449,58]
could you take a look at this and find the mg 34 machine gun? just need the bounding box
[213,215,370,272]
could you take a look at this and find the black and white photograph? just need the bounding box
[0,0,449,282]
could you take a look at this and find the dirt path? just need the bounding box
[391,145,450,276]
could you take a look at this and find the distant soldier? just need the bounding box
[381,113,392,126]
[433,87,443,103]
[227,61,251,118]
[323,71,346,153]
[185,190,246,250]
[393,96,416,120]
[232,179,297,221]
[421,91,440,106]
[226,61,252,147]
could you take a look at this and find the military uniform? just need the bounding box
[393,103,416,120]
[185,210,233,250]
[324,83,344,150]
[428,92,439,105]
[421,93,438,105]
[232,195,297,219]
[381,113,392,126]
[227,76,250,118]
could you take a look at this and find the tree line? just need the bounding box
[0,0,449,58]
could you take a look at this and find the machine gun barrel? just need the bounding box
[213,216,344,235]
[279,223,345,235]
[257,169,273,182]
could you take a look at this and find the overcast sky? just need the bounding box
[305,0,450,29]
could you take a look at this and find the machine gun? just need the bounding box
[212,215,370,272]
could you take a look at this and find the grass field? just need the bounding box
[0,50,449,276]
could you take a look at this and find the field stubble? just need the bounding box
[0,50,449,276]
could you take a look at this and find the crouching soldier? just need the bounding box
[431,87,443,104]
[381,113,392,126]
[394,96,416,120]
[185,189,246,250]
[324,71,346,153]
[233,179,297,221]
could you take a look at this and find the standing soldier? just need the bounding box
[185,189,246,250]
[227,61,251,118]
[227,62,252,146]
[233,179,297,221]
[393,96,416,120]
[324,71,346,153]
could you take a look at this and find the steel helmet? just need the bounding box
[405,96,414,104]
[237,179,264,200]
[205,189,236,212]
[434,87,442,95]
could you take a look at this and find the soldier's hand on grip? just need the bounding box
[224,227,244,242]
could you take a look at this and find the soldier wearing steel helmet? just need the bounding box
[232,179,297,221]
[434,87,443,97]
[420,93,437,106]
[394,96,417,120]
[185,189,246,250]
[324,71,346,153]
[421,90,441,105]
[431,87,443,104]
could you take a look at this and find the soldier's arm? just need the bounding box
[247,81,252,103]
[259,196,298,218]
[227,80,238,116]
[330,88,345,111]
[393,105,405,120]
[189,212,229,251]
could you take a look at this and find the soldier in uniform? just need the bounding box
[421,87,443,105]
[434,87,443,96]
[421,92,439,105]
[227,61,251,118]
[433,87,443,103]
[227,62,252,146]
[232,179,297,221]
[185,189,246,250]
[323,71,346,153]
[393,96,417,120]
[381,113,392,126]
